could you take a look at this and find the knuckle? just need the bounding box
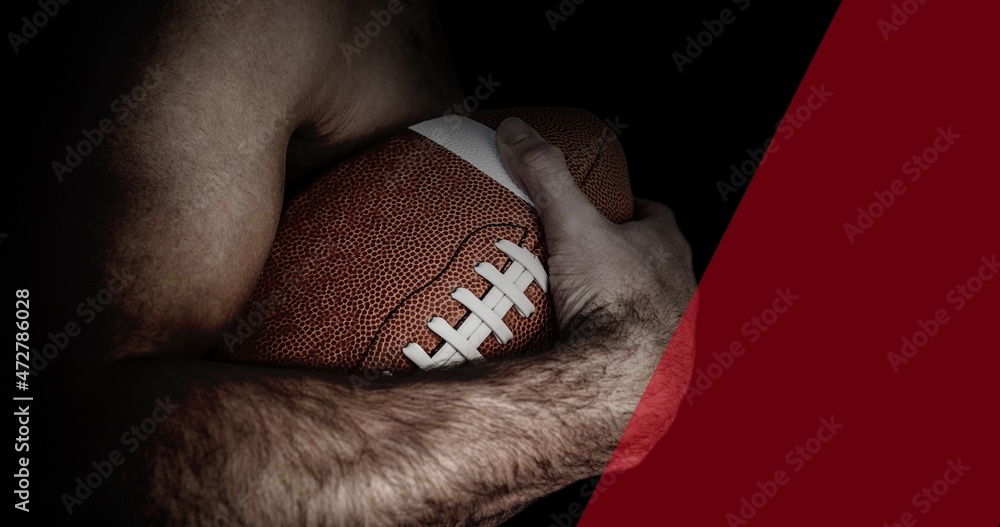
[676,236,693,261]
[517,143,566,175]
[656,203,677,224]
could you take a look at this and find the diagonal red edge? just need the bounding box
[580,0,1000,525]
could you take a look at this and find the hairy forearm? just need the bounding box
[87,321,660,526]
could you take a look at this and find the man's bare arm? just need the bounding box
[69,119,695,526]
[95,319,674,525]
[32,2,695,524]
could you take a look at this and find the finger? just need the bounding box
[496,118,606,241]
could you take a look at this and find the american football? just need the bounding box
[212,107,634,374]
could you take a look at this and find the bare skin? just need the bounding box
[29,1,696,524]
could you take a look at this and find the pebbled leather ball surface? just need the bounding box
[211,107,633,374]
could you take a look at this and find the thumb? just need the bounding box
[496,117,606,241]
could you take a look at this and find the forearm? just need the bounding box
[83,323,660,526]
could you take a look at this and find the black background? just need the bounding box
[4,0,840,524]
[435,0,840,524]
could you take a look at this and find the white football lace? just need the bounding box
[402,239,548,369]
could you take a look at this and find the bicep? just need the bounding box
[42,3,319,364]
[35,0,461,366]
